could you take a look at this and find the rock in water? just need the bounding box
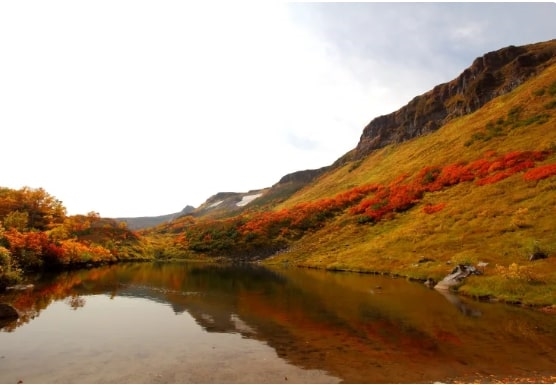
[0,303,19,320]
[434,264,481,291]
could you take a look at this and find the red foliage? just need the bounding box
[4,229,49,256]
[476,170,514,186]
[423,203,446,214]
[523,163,556,181]
[467,158,493,178]
[350,150,551,223]
[184,149,554,252]
[474,151,545,185]
[238,183,383,237]
[434,163,475,189]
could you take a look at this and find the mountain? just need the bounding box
[182,40,556,221]
[151,39,556,306]
[335,39,556,165]
[183,166,330,220]
[116,205,195,230]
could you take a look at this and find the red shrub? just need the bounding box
[423,203,446,214]
[523,163,556,181]
[476,171,514,186]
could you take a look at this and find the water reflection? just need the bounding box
[1,262,556,383]
[435,288,482,318]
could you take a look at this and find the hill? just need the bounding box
[115,205,195,230]
[174,167,330,221]
[149,39,556,307]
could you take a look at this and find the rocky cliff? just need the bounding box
[352,39,556,160]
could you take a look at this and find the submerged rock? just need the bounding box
[0,303,19,320]
[434,264,481,291]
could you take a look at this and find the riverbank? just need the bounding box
[263,252,556,313]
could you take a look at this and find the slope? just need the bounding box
[266,55,556,306]
[149,40,556,306]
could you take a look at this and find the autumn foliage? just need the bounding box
[3,150,556,274]
[422,203,446,214]
[523,163,556,181]
[1,187,146,288]
[162,149,556,259]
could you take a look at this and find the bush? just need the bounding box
[523,163,556,181]
[548,81,556,96]
[423,203,446,214]
[0,246,22,290]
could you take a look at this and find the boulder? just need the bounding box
[529,251,548,261]
[0,303,19,320]
[434,264,481,291]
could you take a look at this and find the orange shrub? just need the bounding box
[523,163,556,181]
[423,203,446,214]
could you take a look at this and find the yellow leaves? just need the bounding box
[494,262,536,281]
[509,207,532,230]
[3,210,29,231]
[57,239,113,264]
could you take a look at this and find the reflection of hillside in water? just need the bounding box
[2,262,556,383]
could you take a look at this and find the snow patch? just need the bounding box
[236,193,262,207]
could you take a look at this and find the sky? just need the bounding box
[1,2,556,218]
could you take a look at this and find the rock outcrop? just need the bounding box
[352,39,556,160]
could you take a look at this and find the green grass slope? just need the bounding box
[265,62,556,307]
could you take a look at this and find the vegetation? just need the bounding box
[146,60,556,307]
[0,187,154,289]
[4,43,556,309]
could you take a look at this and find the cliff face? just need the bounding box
[353,39,556,160]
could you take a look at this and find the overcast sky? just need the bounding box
[1,2,556,218]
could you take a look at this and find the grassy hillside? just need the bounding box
[146,46,556,307]
[265,61,556,306]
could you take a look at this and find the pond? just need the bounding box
[1,262,556,383]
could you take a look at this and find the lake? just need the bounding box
[1,262,556,383]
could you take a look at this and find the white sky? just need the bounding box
[1,2,556,218]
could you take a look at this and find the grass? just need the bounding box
[265,62,556,307]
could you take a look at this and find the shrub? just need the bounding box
[548,81,556,96]
[0,246,22,289]
[523,163,556,181]
[544,100,556,110]
[494,263,541,283]
[423,203,446,214]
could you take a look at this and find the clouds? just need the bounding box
[1,2,555,217]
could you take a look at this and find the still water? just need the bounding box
[1,262,556,383]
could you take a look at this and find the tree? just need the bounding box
[3,211,29,231]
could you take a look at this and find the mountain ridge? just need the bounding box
[146,38,556,306]
[331,39,556,166]
[158,39,556,221]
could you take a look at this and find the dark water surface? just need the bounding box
[1,262,556,383]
